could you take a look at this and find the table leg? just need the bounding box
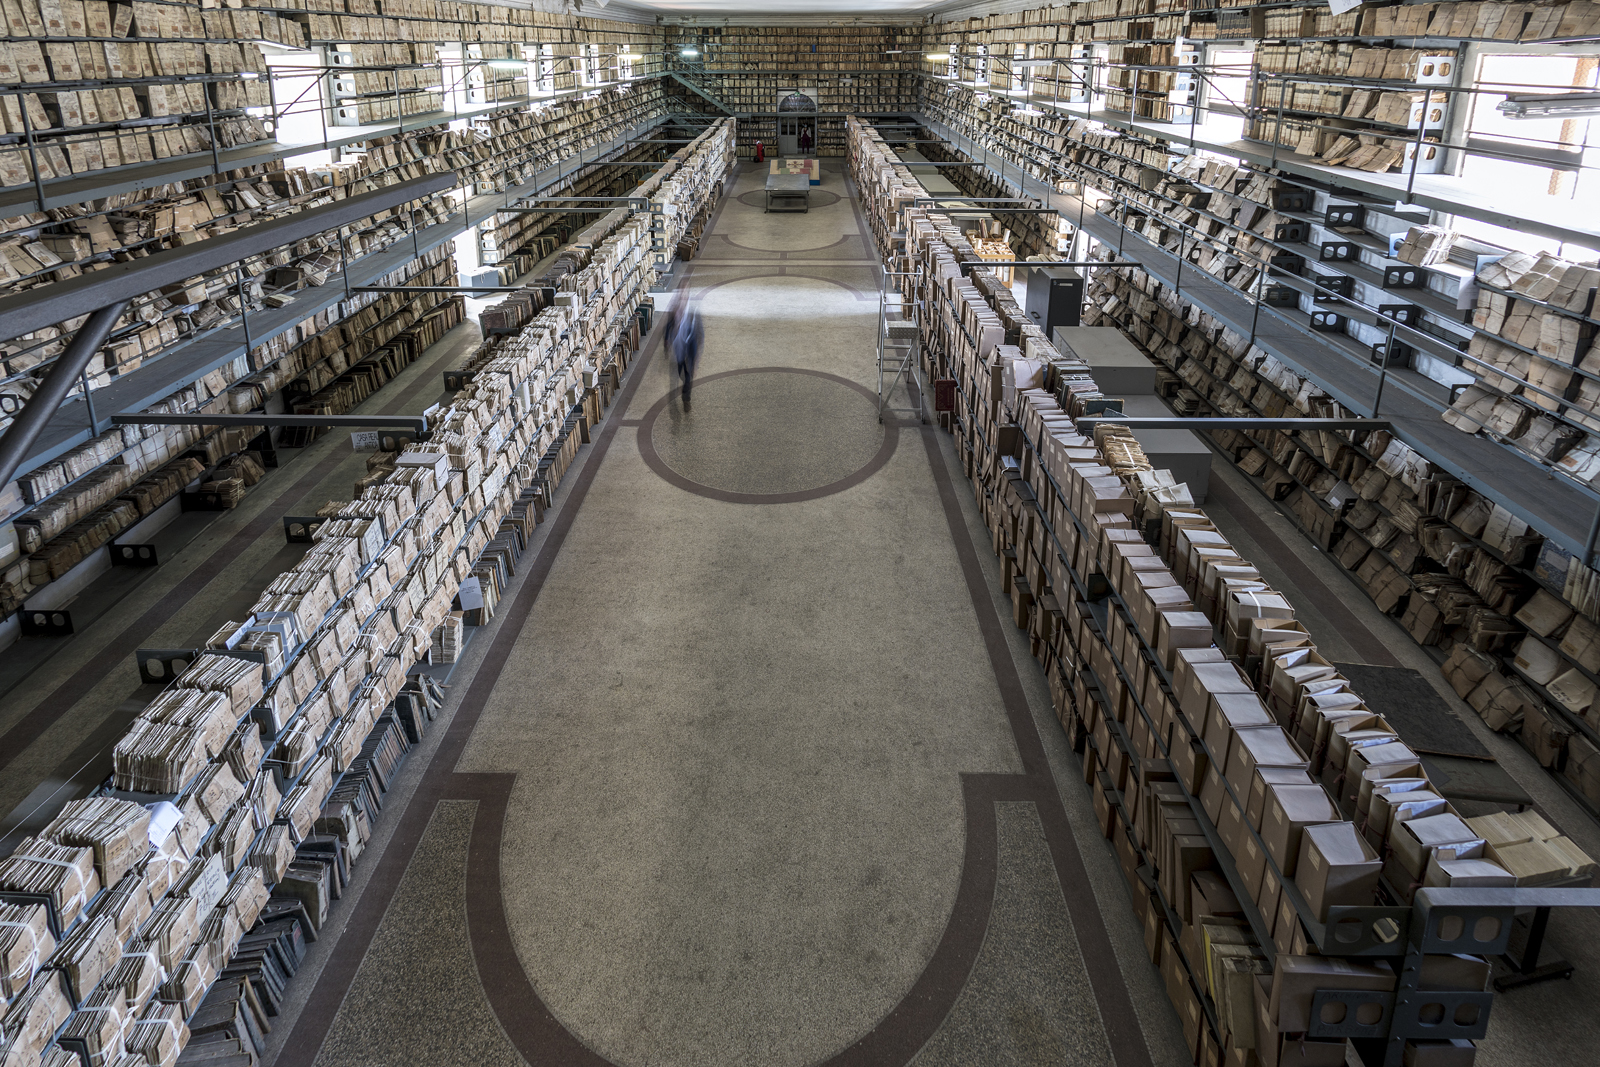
[1495,906,1576,990]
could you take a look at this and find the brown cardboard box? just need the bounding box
[1260,784,1339,876]
[1273,890,1300,957]
[1253,975,1280,1067]
[1192,870,1243,921]
[1257,865,1284,929]
[1424,856,1515,888]
[1202,762,1232,824]
[1248,767,1318,830]
[1269,954,1395,1032]
[1205,692,1275,760]
[1368,789,1447,850]
[1391,814,1485,881]
[1295,822,1382,921]
[1182,662,1256,728]
[1235,827,1269,904]
[1226,728,1308,795]
[1245,617,1310,659]
[1174,736,1209,796]
[1355,762,1430,818]
[1158,610,1215,673]
[1136,583,1197,644]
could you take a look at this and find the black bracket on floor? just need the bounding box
[109,542,159,567]
[136,648,201,685]
[180,489,231,512]
[284,516,326,543]
[19,607,73,637]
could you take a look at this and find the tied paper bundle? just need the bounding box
[101,951,163,1021]
[0,973,72,1067]
[0,839,101,929]
[157,953,215,1020]
[172,654,264,719]
[84,874,152,948]
[41,798,151,890]
[137,893,200,973]
[47,914,119,1002]
[0,904,54,1009]
[58,985,126,1067]
[122,1001,188,1067]
[112,688,237,794]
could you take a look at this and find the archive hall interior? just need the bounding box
[5,2,1600,1066]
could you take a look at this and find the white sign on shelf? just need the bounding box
[1329,0,1363,13]
[192,853,229,914]
[351,431,380,450]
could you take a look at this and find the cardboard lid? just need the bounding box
[1301,821,1379,864]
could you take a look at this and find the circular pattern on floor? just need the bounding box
[736,188,841,209]
[637,367,896,503]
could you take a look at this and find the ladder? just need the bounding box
[877,247,925,424]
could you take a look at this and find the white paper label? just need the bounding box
[351,431,379,450]
[1329,0,1362,13]
[192,853,228,914]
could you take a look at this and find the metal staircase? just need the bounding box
[666,71,737,115]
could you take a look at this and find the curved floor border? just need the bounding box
[713,231,857,255]
[274,174,1156,1067]
[634,367,898,505]
[687,268,875,303]
[735,188,842,210]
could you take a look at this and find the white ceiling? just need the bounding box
[606,0,944,15]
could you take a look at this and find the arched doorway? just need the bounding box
[777,91,817,158]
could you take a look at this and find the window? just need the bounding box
[535,44,555,94]
[582,43,600,87]
[1460,53,1599,211]
[267,52,327,152]
[1203,46,1255,116]
[1014,46,1029,94]
[618,45,634,81]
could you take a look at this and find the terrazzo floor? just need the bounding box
[265,158,1183,1067]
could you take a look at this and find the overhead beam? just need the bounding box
[0,173,456,344]
[110,413,430,433]
[0,302,127,491]
[1076,417,1388,432]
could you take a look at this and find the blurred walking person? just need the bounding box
[674,304,704,412]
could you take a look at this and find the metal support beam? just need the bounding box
[109,413,430,433]
[0,301,128,490]
[968,260,1140,269]
[1076,417,1390,433]
[0,173,456,343]
[352,286,528,294]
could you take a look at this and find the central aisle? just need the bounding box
[274,160,1187,1067]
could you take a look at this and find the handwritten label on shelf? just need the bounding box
[351,431,380,451]
[192,853,228,915]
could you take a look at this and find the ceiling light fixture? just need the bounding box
[680,47,699,58]
[1497,92,1600,119]
[926,52,951,61]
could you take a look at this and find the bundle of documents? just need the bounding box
[42,798,151,890]
[48,913,118,1001]
[0,903,53,1007]
[174,654,265,718]
[0,839,100,929]
[122,1001,188,1067]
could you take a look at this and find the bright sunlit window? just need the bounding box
[1459,52,1600,234]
